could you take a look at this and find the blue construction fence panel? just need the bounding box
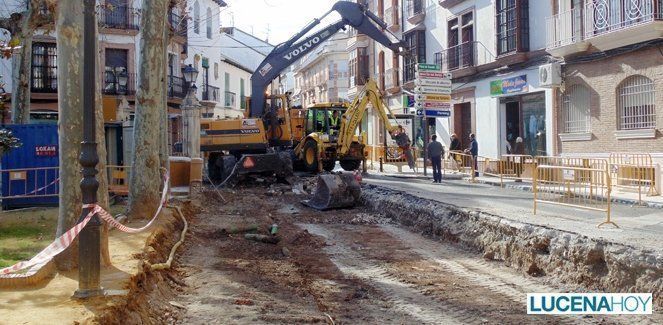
[1,124,59,210]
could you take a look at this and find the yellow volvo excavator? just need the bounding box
[294,79,409,173]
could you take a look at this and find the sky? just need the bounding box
[221,0,343,45]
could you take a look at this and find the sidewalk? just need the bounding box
[363,174,663,252]
[364,163,464,180]
[365,162,663,209]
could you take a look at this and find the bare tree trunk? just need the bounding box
[128,0,169,218]
[95,34,111,266]
[159,26,169,170]
[9,5,34,124]
[54,0,82,270]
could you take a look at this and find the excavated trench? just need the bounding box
[361,184,663,308]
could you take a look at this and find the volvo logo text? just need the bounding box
[283,37,321,61]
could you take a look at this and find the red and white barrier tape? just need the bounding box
[0,173,169,278]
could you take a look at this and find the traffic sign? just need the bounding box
[414,78,452,87]
[415,86,452,95]
[414,102,451,110]
[425,110,451,117]
[414,94,451,102]
[416,71,452,79]
[416,63,441,71]
[416,108,424,116]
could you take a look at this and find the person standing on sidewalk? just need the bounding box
[465,133,479,177]
[427,135,444,183]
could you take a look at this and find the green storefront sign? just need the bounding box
[490,80,503,95]
[416,63,441,71]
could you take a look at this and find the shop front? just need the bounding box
[489,73,549,158]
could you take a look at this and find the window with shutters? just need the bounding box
[31,43,57,93]
[193,1,200,34]
[206,7,213,39]
[496,0,529,55]
[403,30,426,83]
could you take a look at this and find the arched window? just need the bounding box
[561,84,590,133]
[206,7,213,39]
[193,1,200,34]
[617,75,656,130]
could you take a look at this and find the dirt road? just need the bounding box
[165,182,656,324]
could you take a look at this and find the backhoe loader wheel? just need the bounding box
[208,154,222,181]
[322,160,336,172]
[340,159,361,171]
[303,140,319,172]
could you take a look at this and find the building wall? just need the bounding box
[217,61,252,118]
[186,0,223,102]
[559,47,663,156]
[294,33,349,108]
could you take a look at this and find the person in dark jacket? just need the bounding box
[427,135,444,183]
[449,133,461,151]
[465,133,479,177]
[513,137,525,155]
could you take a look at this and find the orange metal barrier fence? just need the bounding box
[445,151,476,181]
[107,165,130,196]
[534,165,617,228]
[609,153,660,203]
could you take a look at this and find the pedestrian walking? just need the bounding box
[449,133,462,170]
[465,133,479,177]
[449,133,461,151]
[427,135,444,183]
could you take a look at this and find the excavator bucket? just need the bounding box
[303,173,361,210]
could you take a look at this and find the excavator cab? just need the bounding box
[304,104,348,139]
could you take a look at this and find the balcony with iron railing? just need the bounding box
[168,11,188,38]
[98,6,140,31]
[546,0,663,56]
[545,7,590,57]
[202,84,220,102]
[224,91,236,108]
[406,0,425,25]
[385,5,400,32]
[434,41,495,79]
[168,75,188,99]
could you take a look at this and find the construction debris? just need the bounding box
[244,233,280,244]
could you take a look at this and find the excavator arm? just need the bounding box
[336,79,401,156]
[250,1,405,119]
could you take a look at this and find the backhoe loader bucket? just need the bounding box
[303,173,361,210]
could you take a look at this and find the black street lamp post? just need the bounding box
[74,0,102,298]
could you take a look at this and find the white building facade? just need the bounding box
[293,33,349,108]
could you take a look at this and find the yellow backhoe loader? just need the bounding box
[294,79,411,173]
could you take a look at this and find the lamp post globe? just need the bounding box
[182,64,199,84]
[117,70,129,88]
